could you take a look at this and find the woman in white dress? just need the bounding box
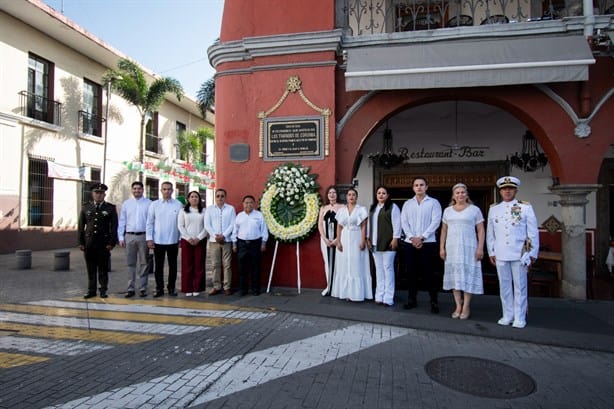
[439,183,485,319]
[318,186,344,296]
[331,188,373,302]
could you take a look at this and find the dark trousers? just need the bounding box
[84,246,110,294]
[404,242,439,303]
[154,243,179,293]
[180,239,205,293]
[237,238,262,293]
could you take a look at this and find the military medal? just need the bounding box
[511,204,521,222]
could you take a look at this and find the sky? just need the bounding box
[43,0,224,98]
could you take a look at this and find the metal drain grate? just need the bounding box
[425,356,536,399]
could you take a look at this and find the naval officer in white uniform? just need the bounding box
[486,176,539,329]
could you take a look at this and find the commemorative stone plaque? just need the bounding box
[263,116,323,161]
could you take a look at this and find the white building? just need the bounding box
[0,0,215,253]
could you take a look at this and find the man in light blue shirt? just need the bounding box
[118,181,151,298]
[400,177,442,313]
[232,195,268,296]
[204,188,236,295]
[146,181,183,297]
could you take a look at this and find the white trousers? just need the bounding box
[372,250,396,305]
[496,260,528,324]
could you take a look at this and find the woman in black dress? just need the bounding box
[318,186,343,295]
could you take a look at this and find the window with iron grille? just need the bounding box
[25,53,60,125]
[145,112,160,153]
[176,121,187,160]
[81,168,102,205]
[176,182,188,200]
[146,178,159,200]
[27,157,54,226]
[81,79,103,136]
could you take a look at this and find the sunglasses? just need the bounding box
[216,194,225,198]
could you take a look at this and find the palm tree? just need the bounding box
[197,77,215,118]
[176,127,214,164]
[102,58,184,181]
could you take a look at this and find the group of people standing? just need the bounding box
[318,175,539,328]
[78,181,269,300]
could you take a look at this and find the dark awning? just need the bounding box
[345,35,595,90]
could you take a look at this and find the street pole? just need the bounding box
[102,80,111,184]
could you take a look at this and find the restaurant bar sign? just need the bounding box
[263,116,324,161]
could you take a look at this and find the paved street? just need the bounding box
[1,248,614,409]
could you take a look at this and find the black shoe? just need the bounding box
[251,290,260,296]
[239,290,248,297]
[403,301,417,310]
[83,293,96,299]
[100,292,108,298]
[168,289,178,296]
[125,291,135,298]
[139,291,147,297]
[430,303,440,314]
[153,291,164,298]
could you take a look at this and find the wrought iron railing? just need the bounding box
[78,110,104,137]
[19,90,62,126]
[145,132,161,154]
[337,0,614,35]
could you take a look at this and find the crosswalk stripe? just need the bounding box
[0,351,49,368]
[0,312,208,335]
[0,335,111,356]
[42,323,411,408]
[0,303,243,326]
[67,296,241,310]
[0,322,161,344]
[27,300,275,320]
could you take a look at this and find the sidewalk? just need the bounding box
[1,248,613,353]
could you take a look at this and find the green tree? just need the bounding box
[197,77,215,118]
[103,58,184,181]
[177,127,214,164]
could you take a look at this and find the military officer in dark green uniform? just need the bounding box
[78,183,118,298]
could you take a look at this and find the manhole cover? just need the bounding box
[425,356,536,399]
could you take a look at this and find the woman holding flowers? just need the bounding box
[318,186,343,296]
[332,188,373,302]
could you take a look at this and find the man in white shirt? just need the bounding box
[118,181,152,298]
[204,188,236,295]
[146,181,183,297]
[232,195,268,296]
[487,176,539,329]
[400,177,442,313]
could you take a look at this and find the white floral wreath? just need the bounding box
[261,163,320,242]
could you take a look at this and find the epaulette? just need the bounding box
[489,202,497,207]
[518,200,531,205]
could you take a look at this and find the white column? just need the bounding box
[549,184,600,299]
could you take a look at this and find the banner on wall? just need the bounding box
[47,161,91,181]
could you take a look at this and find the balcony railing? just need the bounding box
[78,110,104,137]
[337,0,614,35]
[146,133,161,154]
[19,90,62,126]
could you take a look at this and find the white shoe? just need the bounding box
[497,318,513,326]
[186,292,193,297]
[512,321,526,329]
[192,292,199,296]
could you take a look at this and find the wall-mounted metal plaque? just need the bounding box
[230,143,250,162]
[263,116,323,161]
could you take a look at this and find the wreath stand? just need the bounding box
[266,241,301,294]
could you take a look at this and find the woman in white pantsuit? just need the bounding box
[367,186,401,306]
